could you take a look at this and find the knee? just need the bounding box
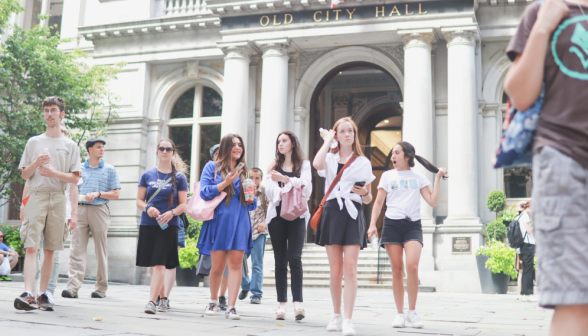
[44,250,55,257]
[330,268,343,281]
[228,259,241,272]
[392,265,404,277]
[343,262,357,277]
[26,247,38,256]
[406,263,418,275]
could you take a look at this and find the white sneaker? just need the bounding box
[392,313,405,328]
[225,307,241,320]
[342,319,357,336]
[406,311,424,328]
[46,292,54,305]
[205,300,218,316]
[327,314,342,331]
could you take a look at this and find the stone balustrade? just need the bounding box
[165,0,211,16]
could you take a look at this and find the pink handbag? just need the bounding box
[187,171,227,222]
[280,185,307,221]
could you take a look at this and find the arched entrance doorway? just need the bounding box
[307,62,403,242]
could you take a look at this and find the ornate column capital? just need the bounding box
[217,42,253,61]
[256,38,290,58]
[401,32,436,50]
[443,30,478,48]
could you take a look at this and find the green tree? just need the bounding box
[0,0,23,35]
[486,190,506,218]
[0,14,124,206]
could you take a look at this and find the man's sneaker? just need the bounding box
[238,290,249,300]
[392,313,406,328]
[1,275,12,281]
[46,292,55,305]
[219,296,228,311]
[91,292,105,298]
[61,289,78,298]
[250,296,261,304]
[342,319,357,336]
[326,313,342,331]
[14,292,36,311]
[205,300,219,316]
[144,301,157,314]
[38,293,54,311]
[158,297,169,312]
[406,311,424,328]
[225,307,241,320]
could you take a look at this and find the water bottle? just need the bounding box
[319,128,338,149]
[371,236,379,250]
[78,195,86,202]
[157,215,168,230]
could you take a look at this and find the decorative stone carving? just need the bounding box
[299,49,330,75]
[401,33,436,49]
[259,42,290,58]
[376,44,404,72]
[186,61,199,78]
[332,92,351,106]
[221,45,252,61]
[443,30,478,47]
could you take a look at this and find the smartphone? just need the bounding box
[354,181,366,187]
[232,162,245,175]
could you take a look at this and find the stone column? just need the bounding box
[444,30,480,225]
[219,42,252,147]
[257,39,290,172]
[401,32,436,225]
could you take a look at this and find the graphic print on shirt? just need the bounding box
[553,16,588,80]
[149,179,171,190]
[391,179,418,190]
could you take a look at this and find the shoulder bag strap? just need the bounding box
[146,177,172,205]
[319,155,358,206]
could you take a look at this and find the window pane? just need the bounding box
[8,183,24,221]
[170,126,193,182]
[202,87,222,117]
[171,88,195,119]
[199,124,221,177]
[504,167,532,198]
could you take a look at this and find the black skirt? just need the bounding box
[315,199,368,249]
[136,225,180,269]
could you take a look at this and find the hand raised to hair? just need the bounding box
[436,168,447,179]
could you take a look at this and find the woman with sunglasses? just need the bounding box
[136,140,188,314]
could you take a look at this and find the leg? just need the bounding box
[268,218,289,307]
[149,266,165,303]
[9,255,18,270]
[163,246,180,298]
[47,250,60,294]
[210,251,228,300]
[226,250,245,307]
[550,305,588,336]
[518,268,523,296]
[404,241,422,311]
[521,243,535,296]
[220,273,229,296]
[67,208,90,295]
[342,245,360,319]
[288,219,306,307]
[39,249,55,293]
[250,235,267,298]
[89,205,110,296]
[241,252,251,292]
[34,236,44,295]
[386,244,405,313]
[325,245,344,314]
[23,247,39,293]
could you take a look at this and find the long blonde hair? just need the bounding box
[331,117,365,157]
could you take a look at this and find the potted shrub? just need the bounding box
[486,190,506,219]
[176,217,203,287]
[475,220,517,294]
[501,205,518,227]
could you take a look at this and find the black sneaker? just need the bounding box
[219,296,228,311]
[238,290,249,300]
[38,293,54,311]
[61,289,78,298]
[91,292,105,298]
[155,295,160,306]
[251,296,261,304]
[14,292,36,311]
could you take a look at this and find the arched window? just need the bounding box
[168,84,222,187]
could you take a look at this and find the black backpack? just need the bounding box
[507,214,526,249]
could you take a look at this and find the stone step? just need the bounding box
[265,273,396,283]
[302,260,386,267]
[279,267,392,275]
[261,280,435,291]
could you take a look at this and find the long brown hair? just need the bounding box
[156,139,187,207]
[215,133,248,206]
[395,141,448,180]
[331,117,365,157]
[270,131,305,176]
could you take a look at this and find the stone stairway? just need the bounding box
[262,243,435,292]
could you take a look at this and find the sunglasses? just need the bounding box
[158,147,174,153]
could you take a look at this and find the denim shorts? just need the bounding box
[380,217,423,247]
[532,146,588,308]
[177,224,186,248]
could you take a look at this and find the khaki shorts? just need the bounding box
[21,190,68,251]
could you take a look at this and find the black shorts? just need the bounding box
[380,217,423,247]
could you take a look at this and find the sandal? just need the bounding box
[294,307,305,321]
[276,309,286,320]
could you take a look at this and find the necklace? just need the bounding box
[157,169,171,182]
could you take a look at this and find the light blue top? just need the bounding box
[78,159,121,205]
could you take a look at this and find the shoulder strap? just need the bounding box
[146,177,172,204]
[321,155,358,203]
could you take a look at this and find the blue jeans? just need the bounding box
[241,234,266,298]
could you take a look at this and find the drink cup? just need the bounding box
[243,178,256,203]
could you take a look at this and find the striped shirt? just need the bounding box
[78,159,121,205]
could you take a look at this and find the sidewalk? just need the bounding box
[0,282,551,335]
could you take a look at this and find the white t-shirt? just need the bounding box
[519,212,535,245]
[377,169,432,221]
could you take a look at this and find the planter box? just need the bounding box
[176,267,199,287]
[476,255,510,294]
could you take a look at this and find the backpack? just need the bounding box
[507,214,526,249]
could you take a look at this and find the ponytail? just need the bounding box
[397,141,448,180]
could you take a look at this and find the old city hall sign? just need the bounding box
[222,0,473,30]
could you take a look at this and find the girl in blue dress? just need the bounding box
[198,133,257,320]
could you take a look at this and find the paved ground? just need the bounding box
[0,282,551,336]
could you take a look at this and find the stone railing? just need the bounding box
[165,0,211,16]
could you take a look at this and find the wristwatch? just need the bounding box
[98,192,102,198]
[171,209,176,216]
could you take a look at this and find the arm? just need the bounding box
[420,169,446,208]
[20,152,51,180]
[367,188,387,240]
[504,0,569,110]
[38,166,80,184]
[313,129,335,170]
[136,186,159,218]
[69,183,78,231]
[157,190,188,225]
[284,161,313,200]
[85,189,120,203]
